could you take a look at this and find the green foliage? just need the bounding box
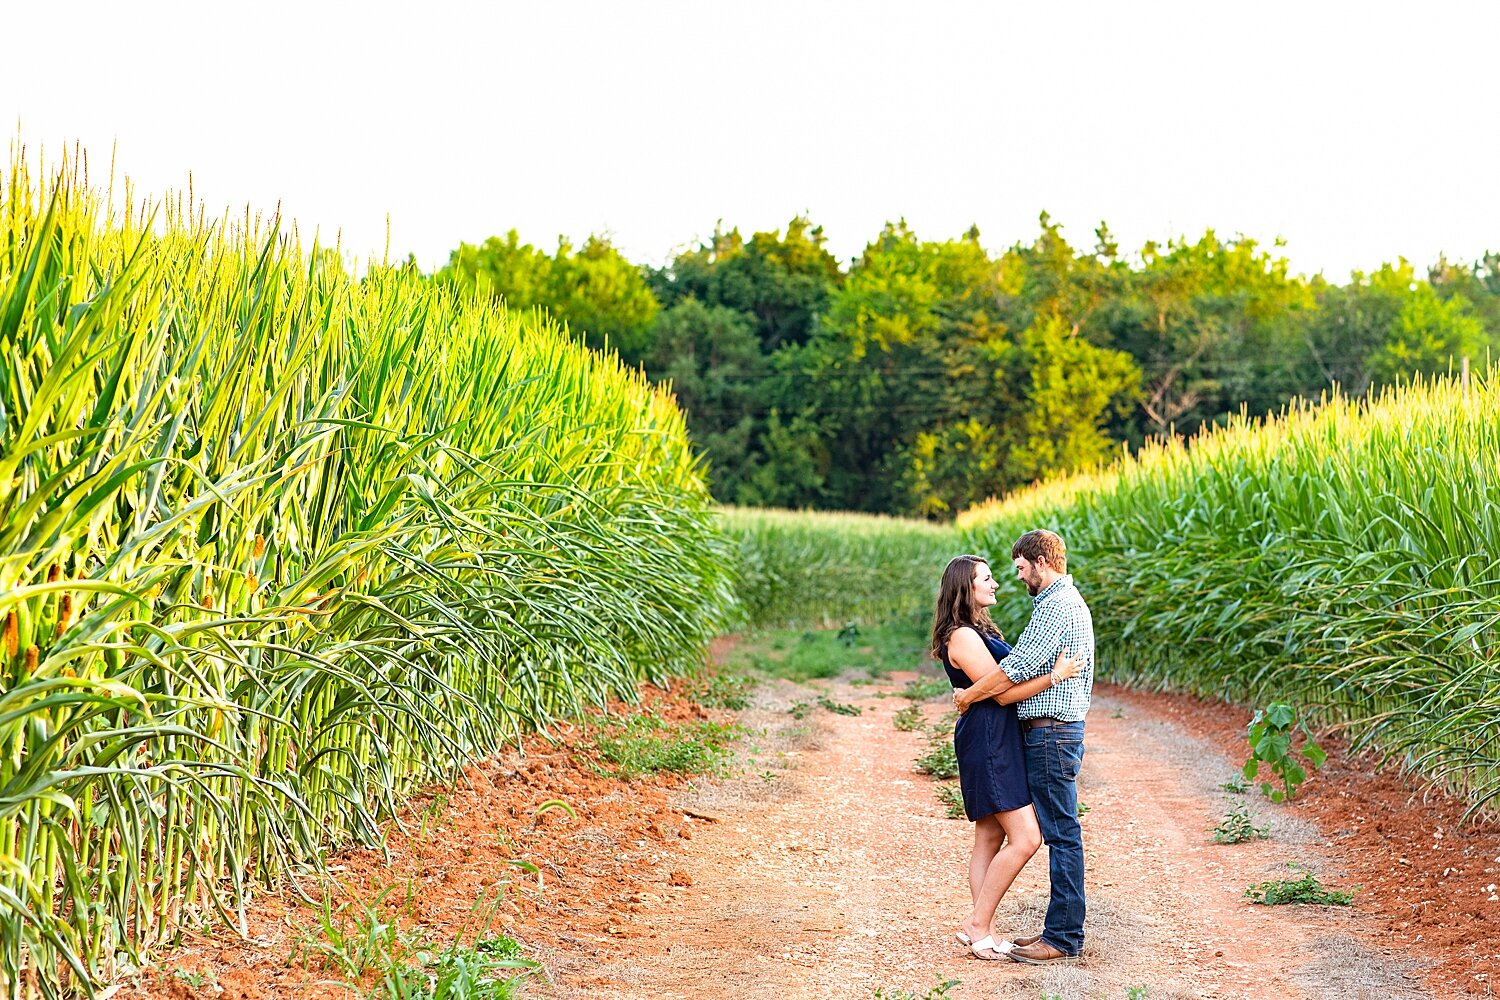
[0,149,732,992]
[442,230,660,362]
[901,676,952,701]
[1211,806,1269,845]
[1244,865,1355,906]
[593,714,741,780]
[787,696,862,720]
[961,373,1500,819]
[379,890,538,1000]
[289,887,421,978]
[721,506,956,629]
[445,212,1500,518]
[872,975,961,1000]
[1244,702,1326,803]
[719,619,933,683]
[690,673,757,710]
[915,723,959,780]
[381,934,536,1000]
[935,782,966,819]
[893,704,926,731]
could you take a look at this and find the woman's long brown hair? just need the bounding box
[930,554,1002,659]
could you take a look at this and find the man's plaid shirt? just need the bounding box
[1000,574,1094,721]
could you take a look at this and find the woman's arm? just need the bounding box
[946,627,1005,686]
[993,665,1070,705]
[953,648,1083,713]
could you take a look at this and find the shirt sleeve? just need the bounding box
[1000,599,1067,683]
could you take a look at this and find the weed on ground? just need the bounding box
[593,713,741,780]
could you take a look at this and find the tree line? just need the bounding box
[439,216,1500,517]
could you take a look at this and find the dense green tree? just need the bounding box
[438,219,1493,518]
[1303,261,1490,394]
[442,230,660,362]
[652,216,843,350]
[644,298,766,501]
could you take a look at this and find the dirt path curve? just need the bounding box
[546,677,1431,999]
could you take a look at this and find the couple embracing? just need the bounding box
[932,529,1094,965]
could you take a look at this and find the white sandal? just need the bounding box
[970,935,1013,960]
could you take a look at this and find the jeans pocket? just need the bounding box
[1057,738,1085,781]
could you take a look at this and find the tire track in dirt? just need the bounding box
[543,677,1434,999]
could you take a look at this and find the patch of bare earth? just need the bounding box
[121,672,1496,1000]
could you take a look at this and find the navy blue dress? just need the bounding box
[941,631,1031,820]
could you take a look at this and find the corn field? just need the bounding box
[719,506,956,629]
[0,149,733,996]
[961,376,1500,819]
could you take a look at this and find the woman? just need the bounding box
[933,554,1080,961]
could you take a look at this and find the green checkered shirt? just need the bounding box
[999,574,1094,721]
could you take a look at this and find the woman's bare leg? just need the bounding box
[968,815,1003,903]
[961,805,1042,950]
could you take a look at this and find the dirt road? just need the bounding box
[544,676,1432,1000]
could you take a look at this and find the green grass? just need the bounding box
[718,507,957,630]
[718,618,933,682]
[1244,865,1355,905]
[690,672,758,710]
[593,713,742,779]
[380,934,536,1000]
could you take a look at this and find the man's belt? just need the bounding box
[1022,716,1080,729]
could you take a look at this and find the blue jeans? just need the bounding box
[1023,720,1086,955]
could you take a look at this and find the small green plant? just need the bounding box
[1211,805,1268,845]
[901,676,951,701]
[1243,702,1325,802]
[173,967,219,989]
[1244,864,1354,905]
[935,783,965,819]
[1219,776,1249,794]
[1111,707,1124,719]
[872,975,961,1000]
[893,704,924,731]
[289,885,420,978]
[1076,801,1091,818]
[788,695,863,720]
[594,713,740,779]
[1126,987,1151,1000]
[915,725,958,780]
[691,673,756,710]
[380,888,539,1000]
[838,621,862,647]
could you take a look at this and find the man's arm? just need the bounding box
[954,604,1068,711]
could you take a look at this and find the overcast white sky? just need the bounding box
[4,0,1496,278]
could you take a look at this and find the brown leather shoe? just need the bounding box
[1008,939,1076,964]
[1010,933,1043,948]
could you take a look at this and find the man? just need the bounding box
[954,528,1094,964]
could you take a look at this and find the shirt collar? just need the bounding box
[1033,574,1074,606]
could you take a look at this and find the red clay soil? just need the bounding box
[117,687,716,1000]
[118,678,1498,1000]
[1111,685,1500,998]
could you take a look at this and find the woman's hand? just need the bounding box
[1050,647,1084,684]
